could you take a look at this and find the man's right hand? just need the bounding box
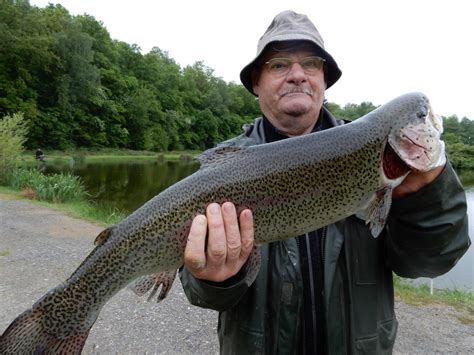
[184,202,254,282]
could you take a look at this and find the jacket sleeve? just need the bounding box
[179,265,250,312]
[385,162,470,278]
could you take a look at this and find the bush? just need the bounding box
[9,168,86,203]
[0,113,28,184]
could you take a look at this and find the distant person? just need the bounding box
[35,148,45,162]
[179,10,471,354]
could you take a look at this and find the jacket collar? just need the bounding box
[243,106,343,145]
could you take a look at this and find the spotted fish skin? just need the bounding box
[0,92,445,354]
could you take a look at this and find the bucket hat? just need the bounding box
[240,10,342,95]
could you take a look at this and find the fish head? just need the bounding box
[387,93,446,173]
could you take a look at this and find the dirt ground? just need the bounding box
[1,197,472,354]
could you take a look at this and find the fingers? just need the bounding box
[222,202,243,261]
[239,209,254,260]
[184,202,255,282]
[206,203,228,267]
[393,164,445,198]
[184,214,207,271]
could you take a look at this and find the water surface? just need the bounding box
[44,160,199,213]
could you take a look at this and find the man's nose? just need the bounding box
[286,63,307,82]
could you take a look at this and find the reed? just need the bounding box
[9,168,86,203]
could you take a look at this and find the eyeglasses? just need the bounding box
[263,56,326,76]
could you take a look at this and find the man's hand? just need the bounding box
[392,164,445,199]
[184,202,254,282]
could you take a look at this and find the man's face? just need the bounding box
[252,48,327,137]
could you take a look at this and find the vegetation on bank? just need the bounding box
[9,168,86,203]
[0,113,28,184]
[394,276,473,324]
[19,148,200,164]
[0,186,125,226]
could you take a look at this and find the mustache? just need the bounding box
[278,86,314,97]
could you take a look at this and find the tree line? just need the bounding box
[1,1,472,161]
[1,0,261,151]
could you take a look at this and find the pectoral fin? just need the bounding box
[356,187,393,238]
[128,270,177,302]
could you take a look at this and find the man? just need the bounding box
[179,10,470,354]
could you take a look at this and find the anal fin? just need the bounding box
[128,270,177,302]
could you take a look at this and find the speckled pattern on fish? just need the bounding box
[0,92,446,354]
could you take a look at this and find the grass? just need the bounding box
[394,275,473,324]
[9,168,86,203]
[0,186,125,226]
[0,250,10,257]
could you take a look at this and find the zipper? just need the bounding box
[339,248,352,354]
[320,226,327,266]
[304,232,318,355]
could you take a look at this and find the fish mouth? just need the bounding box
[391,124,445,172]
[387,107,446,174]
[383,143,411,180]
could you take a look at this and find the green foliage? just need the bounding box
[80,200,126,225]
[9,168,86,203]
[325,101,378,121]
[0,1,260,152]
[0,1,471,159]
[0,112,28,184]
[442,116,474,169]
[394,275,473,314]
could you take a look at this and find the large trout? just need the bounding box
[0,92,446,353]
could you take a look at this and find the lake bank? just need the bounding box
[0,187,124,226]
[21,148,201,164]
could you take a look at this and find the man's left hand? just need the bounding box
[392,164,445,199]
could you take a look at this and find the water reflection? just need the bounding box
[44,160,199,214]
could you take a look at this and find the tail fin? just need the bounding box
[0,305,90,354]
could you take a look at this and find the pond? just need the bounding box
[43,159,199,214]
[41,159,473,291]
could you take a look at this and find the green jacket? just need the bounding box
[179,110,470,354]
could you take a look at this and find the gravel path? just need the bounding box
[1,197,472,354]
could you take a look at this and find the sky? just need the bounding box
[30,0,474,120]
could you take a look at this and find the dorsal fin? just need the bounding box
[197,146,245,168]
[94,226,115,246]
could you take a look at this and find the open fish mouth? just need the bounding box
[387,107,446,173]
[383,144,411,180]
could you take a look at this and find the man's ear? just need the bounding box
[251,70,260,96]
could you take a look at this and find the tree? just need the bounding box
[0,112,28,184]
